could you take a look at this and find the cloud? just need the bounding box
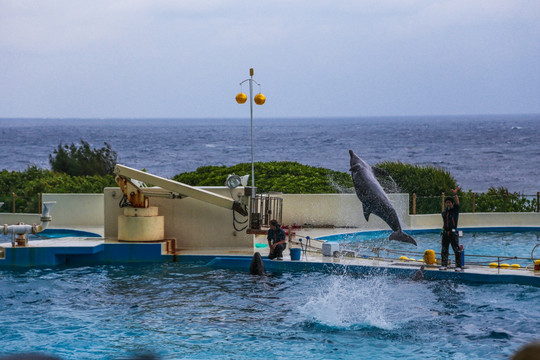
[1,0,539,117]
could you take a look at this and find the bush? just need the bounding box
[49,140,117,176]
[472,187,537,212]
[173,162,354,194]
[375,161,459,214]
[0,166,116,213]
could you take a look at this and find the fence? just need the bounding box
[249,193,283,229]
[0,193,42,214]
[411,192,540,215]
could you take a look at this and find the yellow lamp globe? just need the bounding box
[236,93,247,104]
[254,93,266,105]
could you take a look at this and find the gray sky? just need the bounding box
[1,0,539,119]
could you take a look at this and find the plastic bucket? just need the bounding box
[290,248,301,261]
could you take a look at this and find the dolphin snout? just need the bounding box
[349,150,361,169]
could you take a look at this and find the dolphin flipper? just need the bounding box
[390,231,417,246]
[363,208,371,222]
[362,201,379,222]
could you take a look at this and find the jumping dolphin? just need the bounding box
[349,150,417,246]
[249,252,266,275]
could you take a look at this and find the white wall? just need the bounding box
[42,194,103,227]
[0,213,40,225]
[104,187,254,252]
[281,193,540,230]
[0,194,103,228]
[3,192,539,245]
[281,193,410,230]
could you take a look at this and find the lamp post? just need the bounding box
[236,68,265,203]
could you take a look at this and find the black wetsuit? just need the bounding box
[267,227,286,260]
[441,203,461,267]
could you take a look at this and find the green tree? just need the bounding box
[49,140,117,176]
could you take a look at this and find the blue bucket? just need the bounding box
[290,248,301,261]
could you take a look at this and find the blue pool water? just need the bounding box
[0,263,539,359]
[320,229,540,267]
[38,228,102,238]
[0,228,101,244]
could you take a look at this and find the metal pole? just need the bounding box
[249,68,255,195]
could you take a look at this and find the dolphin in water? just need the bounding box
[249,252,266,275]
[349,150,417,246]
[412,265,425,281]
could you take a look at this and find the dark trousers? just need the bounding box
[268,244,286,260]
[441,231,462,267]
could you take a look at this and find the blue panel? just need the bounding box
[102,243,169,263]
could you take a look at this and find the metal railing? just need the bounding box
[249,193,283,230]
[0,193,42,214]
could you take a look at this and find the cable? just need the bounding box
[232,207,249,232]
[119,194,132,208]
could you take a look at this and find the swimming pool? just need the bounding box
[0,228,102,244]
[0,262,538,359]
[319,229,540,267]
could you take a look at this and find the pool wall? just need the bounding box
[0,242,172,267]
[203,256,540,287]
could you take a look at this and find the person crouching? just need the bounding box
[267,219,286,260]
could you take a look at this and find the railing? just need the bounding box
[0,193,42,214]
[249,193,283,230]
[411,192,540,215]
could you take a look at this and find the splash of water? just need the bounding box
[298,274,398,330]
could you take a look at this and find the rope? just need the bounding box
[531,243,540,263]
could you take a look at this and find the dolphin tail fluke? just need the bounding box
[390,231,417,246]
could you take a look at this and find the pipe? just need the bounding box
[1,201,56,235]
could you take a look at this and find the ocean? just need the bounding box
[1,114,539,194]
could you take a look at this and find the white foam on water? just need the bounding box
[297,271,439,332]
[298,274,398,330]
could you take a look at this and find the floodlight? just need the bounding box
[225,175,242,189]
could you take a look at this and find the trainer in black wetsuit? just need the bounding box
[440,188,462,271]
[267,219,287,260]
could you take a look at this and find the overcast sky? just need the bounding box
[1,0,539,119]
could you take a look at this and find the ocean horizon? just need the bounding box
[1,114,539,194]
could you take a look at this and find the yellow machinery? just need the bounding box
[113,164,249,241]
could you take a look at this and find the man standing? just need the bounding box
[267,219,286,260]
[440,187,463,272]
